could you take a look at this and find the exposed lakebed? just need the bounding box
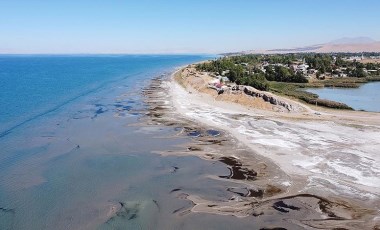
[141,76,380,229]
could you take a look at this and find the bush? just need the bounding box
[236,73,269,91]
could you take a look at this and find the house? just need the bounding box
[289,64,298,72]
[215,75,230,83]
[220,76,230,83]
[346,55,364,61]
[368,69,378,72]
[221,70,230,76]
[332,69,347,77]
[209,79,220,85]
[296,64,309,73]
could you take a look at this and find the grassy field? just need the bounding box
[307,77,374,88]
[268,81,355,110]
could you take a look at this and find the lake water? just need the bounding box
[1,55,308,230]
[0,55,208,136]
[305,82,380,112]
[0,55,375,229]
[1,55,240,229]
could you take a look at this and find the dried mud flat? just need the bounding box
[133,74,380,230]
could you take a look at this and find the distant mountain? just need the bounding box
[247,37,380,54]
[329,37,376,45]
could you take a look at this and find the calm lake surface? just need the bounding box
[1,55,305,230]
[1,55,374,229]
[306,82,380,112]
[1,55,244,230]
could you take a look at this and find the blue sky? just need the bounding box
[1,0,380,54]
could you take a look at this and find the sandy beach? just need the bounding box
[150,65,380,229]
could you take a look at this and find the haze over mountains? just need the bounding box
[247,37,380,54]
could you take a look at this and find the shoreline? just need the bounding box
[304,81,380,112]
[165,65,380,228]
[173,64,380,124]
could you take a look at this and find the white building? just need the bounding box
[297,64,309,73]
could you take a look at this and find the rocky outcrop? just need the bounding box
[243,86,302,111]
[226,85,304,112]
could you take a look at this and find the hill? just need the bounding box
[247,37,380,54]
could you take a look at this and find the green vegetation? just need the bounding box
[264,66,308,83]
[268,82,353,110]
[195,57,308,91]
[196,59,269,91]
[195,53,380,109]
[234,73,269,91]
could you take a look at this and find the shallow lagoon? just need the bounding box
[306,82,380,112]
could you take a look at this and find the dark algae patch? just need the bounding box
[219,156,257,180]
[96,107,106,115]
[187,130,201,137]
[106,201,140,225]
[272,201,300,213]
[227,187,264,198]
[260,228,288,230]
[206,129,221,137]
[0,207,15,230]
[248,188,264,198]
[170,188,181,193]
[114,103,132,111]
[117,202,138,219]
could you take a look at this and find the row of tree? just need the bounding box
[196,58,308,91]
[264,66,308,83]
[196,53,380,90]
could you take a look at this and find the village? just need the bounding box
[184,53,380,110]
[194,53,380,94]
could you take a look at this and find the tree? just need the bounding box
[320,65,326,74]
[351,68,367,78]
[335,57,346,67]
[293,72,308,83]
[228,70,238,82]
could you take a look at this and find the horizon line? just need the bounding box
[0,53,220,56]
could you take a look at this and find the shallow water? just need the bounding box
[306,82,380,112]
[0,55,311,230]
[2,55,378,229]
[1,55,245,229]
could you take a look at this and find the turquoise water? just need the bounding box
[0,55,310,229]
[306,82,380,112]
[0,55,206,137]
[1,55,230,229]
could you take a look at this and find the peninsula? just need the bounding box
[164,53,380,229]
